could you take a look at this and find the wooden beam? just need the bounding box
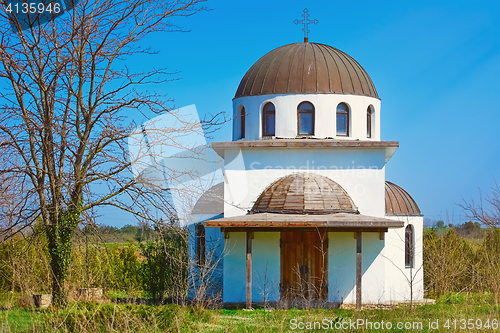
[246,231,252,309]
[221,227,388,233]
[356,231,362,310]
[212,139,399,149]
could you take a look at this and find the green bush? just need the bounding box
[424,229,474,298]
[473,229,500,296]
[107,244,142,292]
[0,233,51,294]
[140,227,188,302]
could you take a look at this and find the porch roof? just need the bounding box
[204,212,403,229]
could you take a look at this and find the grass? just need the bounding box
[0,293,499,332]
[1,308,41,332]
[99,242,136,250]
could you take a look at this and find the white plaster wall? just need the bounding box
[328,232,355,303]
[187,220,224,299]
[222,232,280,303]
[361,232,387,303]
[223,148,386,218]
[222,232,246,303]
[328,232,386,304]
[384,216,424,303]
[222,230,398,304]
[233,104,244,140]
[251,232,280,303]
[232,94,381,141]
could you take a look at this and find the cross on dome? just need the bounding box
[294,8,318,43]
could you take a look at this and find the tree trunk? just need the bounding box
[45,205,81,308]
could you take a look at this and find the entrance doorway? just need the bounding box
[280,230,328,300]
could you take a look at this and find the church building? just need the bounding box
[188,34,424,309]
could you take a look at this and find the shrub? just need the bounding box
[423,229,474,298]
[473,229,500,297]
[140,226,188,303]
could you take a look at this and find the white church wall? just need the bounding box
[328,232,386,304]
[251,232,280,303]
[328,232,356,303]
[232,93,381,141]
[223,148,386,218]
[222,232,246,303]
[361,232,386,303]
[222,231,280,303]
[384,216,424,303]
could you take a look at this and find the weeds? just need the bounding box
[0,293,499,332]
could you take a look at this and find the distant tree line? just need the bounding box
[78,224,157,244]
[430,221,484,239]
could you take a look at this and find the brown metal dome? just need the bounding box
[235,42,378,99]
[251,173,358,215]
[385,181,422,216]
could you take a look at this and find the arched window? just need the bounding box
[336,103,349,136]
[240,106,246,139]
[297,101,315,135]
[196,223,206,267]
[405,225,414,268]
[262,102,275,136]
[367,105,373,138]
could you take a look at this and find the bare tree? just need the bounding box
[0,0,214,307]
[460,182,500,229]
[0,154,37,238]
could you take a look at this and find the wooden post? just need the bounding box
[246,231,252,309]
[356,231,362,310]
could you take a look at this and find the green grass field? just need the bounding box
[1,293,499,332]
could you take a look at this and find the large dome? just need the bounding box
[251,173,358,215]
[235,42,378,99]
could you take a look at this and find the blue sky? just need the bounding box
[104,0,500,226]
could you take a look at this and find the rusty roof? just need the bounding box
[234,42,378,99]
[251,173,357,215]
[385,181,422,216]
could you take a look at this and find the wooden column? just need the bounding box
[356,231,362,310]
[246,231,252,309]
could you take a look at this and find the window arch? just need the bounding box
[196,223,206,267]
[262,102,275,136]
[336,103,349,136]
[367,105,374,138]
[297,101,315,135]
[405,224,414,268]
[240,106,246,139]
